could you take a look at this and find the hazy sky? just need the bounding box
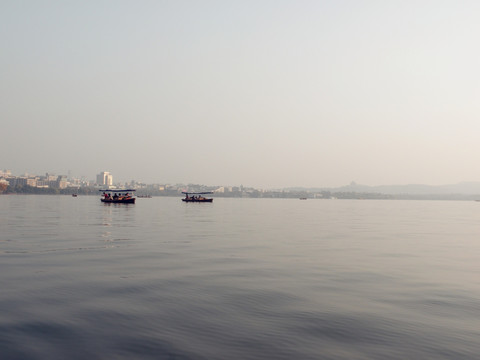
[1,1,479,188]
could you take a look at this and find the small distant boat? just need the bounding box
[72,194,78,197]
[299,197,307,200]
[137,195,152,198]
[100,189,136,204]
[182,191,213,203]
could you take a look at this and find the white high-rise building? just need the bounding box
[96,171,113,186]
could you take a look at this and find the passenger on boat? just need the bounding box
[113,193,118,200]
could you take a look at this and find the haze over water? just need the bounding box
[1,195,479,359]
[3,1,480,187]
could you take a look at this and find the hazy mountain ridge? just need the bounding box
[286,182,480,195]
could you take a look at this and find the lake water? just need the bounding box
[1,195,480,359]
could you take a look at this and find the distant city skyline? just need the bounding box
[2,2,480,188]
[4,167,480,194]
[5,167,480,201]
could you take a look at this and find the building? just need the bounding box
[56,175,67,189]
[45,173,57,181]
[0,169,12,177]
[96,171,113,186]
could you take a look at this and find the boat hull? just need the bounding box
[182,198,213,203]
[101,198,136,204]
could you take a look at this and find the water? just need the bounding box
[1,195,480,359]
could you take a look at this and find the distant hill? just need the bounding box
[286,182,480,195]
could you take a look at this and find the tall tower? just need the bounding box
[97,171,113,186]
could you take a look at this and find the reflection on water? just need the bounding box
[1,196,480,359]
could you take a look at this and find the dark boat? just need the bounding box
[100,189,136,204]
[72,194,78,197]
[182,191,213,203]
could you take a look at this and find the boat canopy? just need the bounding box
[100,189,136,192]
[182,191,213,195]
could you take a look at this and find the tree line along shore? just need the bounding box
[4,183,480,200]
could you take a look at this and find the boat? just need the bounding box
[72,193,78,197]
[100,189,136,204]
[137,195,152,198]
[182,191,213,203]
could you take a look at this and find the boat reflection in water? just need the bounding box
[182,191,213,203]
[100,189,136,204]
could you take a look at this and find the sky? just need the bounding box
[1,1,479,189]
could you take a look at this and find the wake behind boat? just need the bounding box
[100,189,136,204]
[182,191,213,203]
